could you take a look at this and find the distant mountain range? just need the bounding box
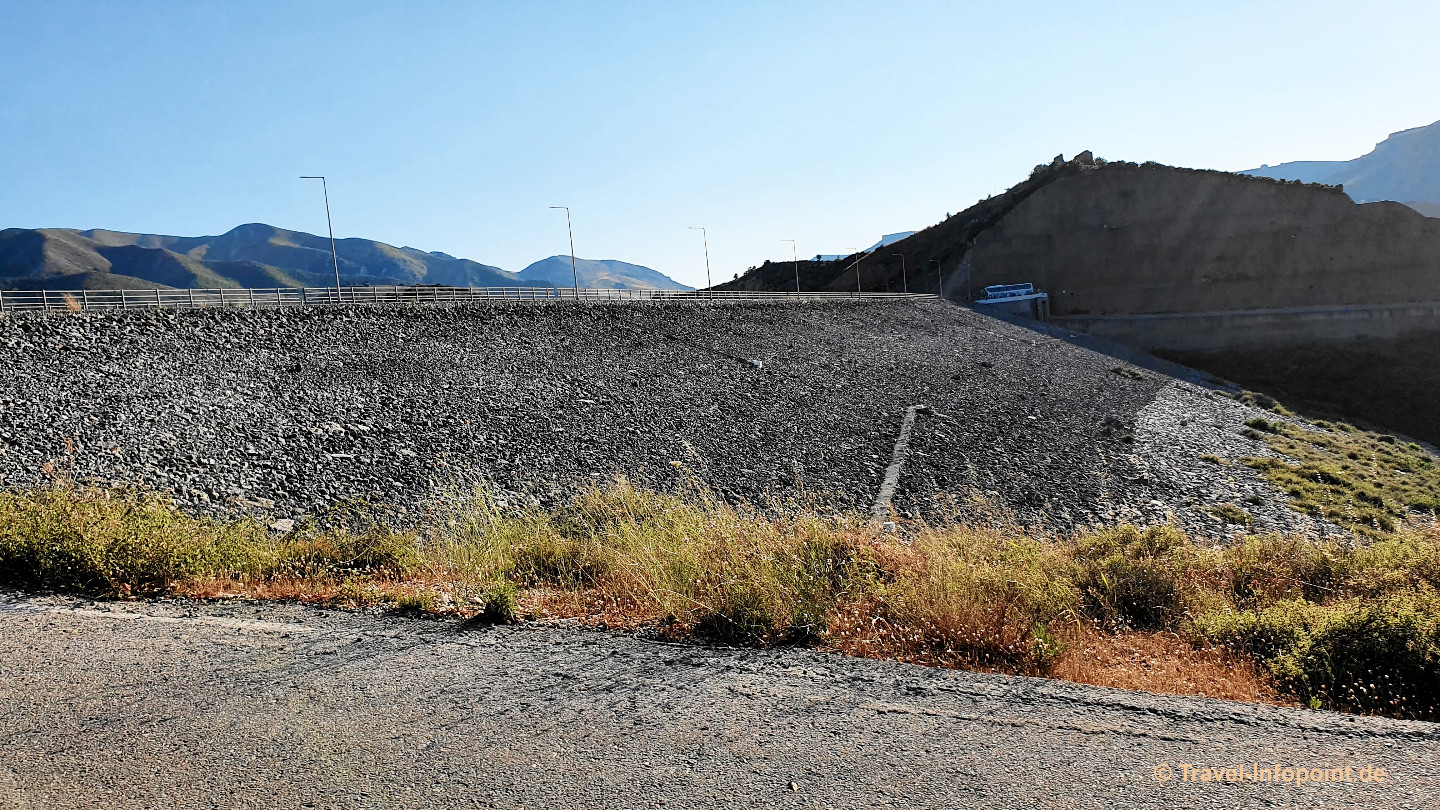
[0,223,686,291]
[518,256,692,290]
[1242,119,1440,215]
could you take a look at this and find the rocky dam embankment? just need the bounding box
[0,300,1337,537]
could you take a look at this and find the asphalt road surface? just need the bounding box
[2,592,1435,809]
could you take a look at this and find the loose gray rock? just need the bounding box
[0,300,1337,537]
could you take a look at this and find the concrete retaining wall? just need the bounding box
[1052,301,1440,352]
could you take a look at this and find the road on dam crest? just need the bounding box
[1,592,1436,809]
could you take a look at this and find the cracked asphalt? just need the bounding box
[1,592,1435,809]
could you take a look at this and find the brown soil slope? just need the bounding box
[967,163,1440,316]
[723,156,1440,315]
[721,156,1440,442]
[719,155,1105,296]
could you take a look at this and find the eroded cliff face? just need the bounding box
[965,163,1440,316]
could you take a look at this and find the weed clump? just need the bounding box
[1074,525,1188,630]
[1198,592,1440,719]
[1234,390,1293,415]
[0,487,267,594]
[1206,503,1253,526]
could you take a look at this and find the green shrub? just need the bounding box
[694,582,787,645]
[1199,593,1440,720]
[476,580,519,624]
[510,531,611,587]
[0,487,266,594]
[1221,534,1342,606]
[1205,503,1252,526]
[1074,525,1188,630]
[395,592,437,613]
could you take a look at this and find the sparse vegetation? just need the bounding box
[1206,503,1253,526]
[1239,418,1440,537]
[3,480,1440,718]
[1232,390,1294,416]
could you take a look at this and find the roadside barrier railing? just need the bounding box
[0,286,937,313]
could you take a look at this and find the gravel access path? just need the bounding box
[2,592,1436,810]
[0,300,1330,536]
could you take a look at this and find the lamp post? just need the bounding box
[300,176,343,302]
[549,206,580,298]
[688,226,711,297]
[781,239,798,293]
[847,249,864,295]
[892,252,907,293]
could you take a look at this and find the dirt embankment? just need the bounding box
[725,156,1440,314]
[722,157,1440,441]
[966,163,1440,316]
[718,154,1103,296]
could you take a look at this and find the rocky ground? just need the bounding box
[0,300,1334,536]
[2,591,1435,809]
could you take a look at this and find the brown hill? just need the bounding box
[0,224,518,291]
[720,154,1104,296]
[723,154,1440,314]
[963,163,1440,316]
[721,155,1440,444]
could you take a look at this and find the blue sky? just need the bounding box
[3,1,1438,287]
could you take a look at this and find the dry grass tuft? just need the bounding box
[1048,623,1281,704]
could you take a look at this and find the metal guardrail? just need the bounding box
[0,286,937,313]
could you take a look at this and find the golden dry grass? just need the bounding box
[3,480,1438,716]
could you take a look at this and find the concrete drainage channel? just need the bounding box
[0,286,936,313]
[870,404,937,529]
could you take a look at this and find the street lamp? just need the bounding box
[549,206,580,298]
[782,239,800,293]
[892,252,907,293]
[847,248,864,295]
[688,226,711,296]
[299,176,343,302]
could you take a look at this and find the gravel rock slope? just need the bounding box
[0,592,1435,809]
[0,300,1331,536]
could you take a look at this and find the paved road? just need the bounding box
[2,592,1435,809]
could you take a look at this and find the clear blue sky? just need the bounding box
[3,1,1438,287]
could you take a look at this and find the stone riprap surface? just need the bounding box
[1,592,1435,810]
[0,300,1331,536]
